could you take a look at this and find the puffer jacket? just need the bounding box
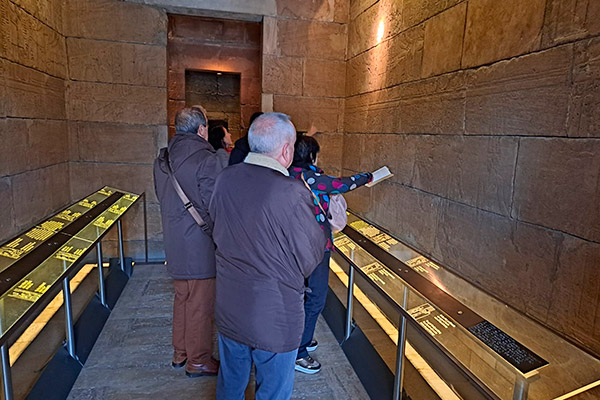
[154,133,224,280]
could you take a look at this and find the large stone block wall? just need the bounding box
[264,0,350,176]
[167,15,262,139]
[64,0,168,260]
[0,0,70,242]
[344,0,600,357]
[185,71,242,141]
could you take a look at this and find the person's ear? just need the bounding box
[198,125,208,140]
[282,142,293,167]
[282,142,289,160]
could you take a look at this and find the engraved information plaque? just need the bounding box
[468,321,548,373]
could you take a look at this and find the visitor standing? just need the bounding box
[154,107,223,378]
[209,113,326,399]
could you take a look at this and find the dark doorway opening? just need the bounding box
[167,15,262,139]
[185,70,241,141]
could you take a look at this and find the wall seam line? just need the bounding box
[342,166,600,245]
[8,0,63,35]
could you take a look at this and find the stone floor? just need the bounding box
[67,264,369,400]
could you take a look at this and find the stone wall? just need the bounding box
[264,0,350,175]
[0,0,70,242]
[344,0,600,357]
[185,71,242,141]
[167,15,261,139]
[64,0,168,260]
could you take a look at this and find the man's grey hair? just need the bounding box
[175,107,207,134]
[248,112,295,155]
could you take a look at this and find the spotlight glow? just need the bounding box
[377,20,385,43]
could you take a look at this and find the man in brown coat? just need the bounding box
[154,107,223,377]
[209,113,326,399]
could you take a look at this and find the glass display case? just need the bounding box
[0,186,143,399]
[331,211,600,400]
[0,187,140,340]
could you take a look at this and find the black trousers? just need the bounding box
[297,251,330,359]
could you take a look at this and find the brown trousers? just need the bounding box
[172,278,215,364]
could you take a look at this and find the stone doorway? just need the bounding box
[167,15,262,139]
[185,70,241,141]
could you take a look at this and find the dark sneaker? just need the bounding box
[306,340,318,352]
[185,358,219,378]
[172,351,187,369]
[295,355,321,374]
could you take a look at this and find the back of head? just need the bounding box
[293,135,320,167]
[248,113,295,156]
[175,107,207,135]
[249,111,264,126]
[208,125,226,150]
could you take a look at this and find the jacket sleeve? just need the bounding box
[306,170,373,195]
[288,189,327,278]
[196,152,225,225]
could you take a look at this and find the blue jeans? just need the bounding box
[217,333,296,400]
[297,251,330,359]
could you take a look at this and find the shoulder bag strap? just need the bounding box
[301,174,327,216]
[164,149,210,232]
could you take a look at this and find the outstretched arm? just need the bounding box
[305,170,372,195]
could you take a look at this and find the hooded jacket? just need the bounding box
[154,133,224,280]
[209,153,327,353]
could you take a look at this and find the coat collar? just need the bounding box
[244,152,289,176]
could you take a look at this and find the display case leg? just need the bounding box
[513,376,529,400]
[97,242,107,307]
[117,220,125,273]
[63,278,77,360]
[344,265,355,342]
[1,343,13,400]
[393,286,409,400]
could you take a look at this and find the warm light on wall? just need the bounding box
[377,20,385,43]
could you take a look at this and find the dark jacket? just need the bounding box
[289,164,372,250]
[154,133,224,280]
[209,154,326,353]
[228,135,250,165]
[215,148,229,169]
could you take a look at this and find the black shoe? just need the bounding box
[306,339,318,352]
[172,352,187,369]
[295,355,321,374]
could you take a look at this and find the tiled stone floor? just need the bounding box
[68,264,369,399]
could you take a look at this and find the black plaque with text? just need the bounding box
[468,320,548,373]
